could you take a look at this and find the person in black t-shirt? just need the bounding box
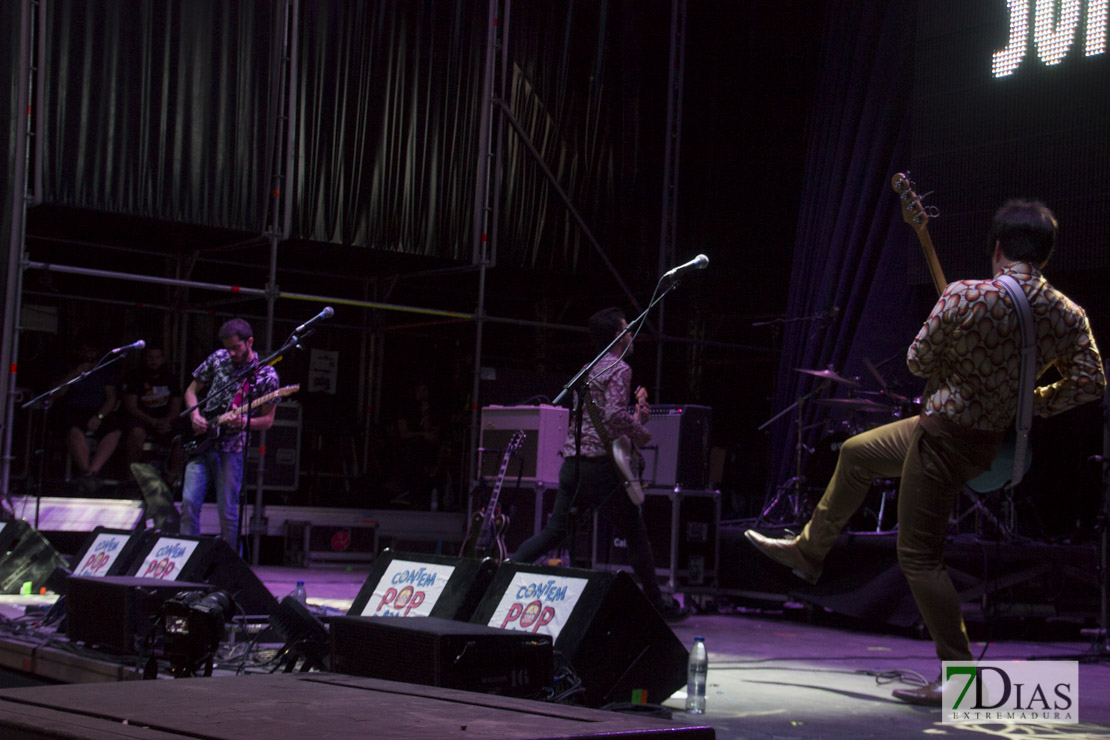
[121,346,184,484]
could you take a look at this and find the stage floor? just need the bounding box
[1,563,1108,738]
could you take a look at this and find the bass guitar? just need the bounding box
[181,384,300,458]
[459,430,525,562]
[892,173,1031,492]
[584,386,647,505]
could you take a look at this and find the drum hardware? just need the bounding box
[795,366,860,387]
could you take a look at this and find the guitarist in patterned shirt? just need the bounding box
[746,200,1105,705]
[181,318,280,550]
[510,307,690,622]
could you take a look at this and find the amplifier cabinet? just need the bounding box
[479,405,568,486]
[245,401,301,491]
[641,404,712,489]
[592,486,720,591]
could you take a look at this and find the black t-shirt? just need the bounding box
[122,366,181,419]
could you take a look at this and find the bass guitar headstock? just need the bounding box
[891,172,931,236]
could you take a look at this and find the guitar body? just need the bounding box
[459,509,510,561]
[179,384,301,461]
[610,437,646,505]
[460,430,525,563]
[966,432,1033,493]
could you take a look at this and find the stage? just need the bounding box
[0,559,1108,738]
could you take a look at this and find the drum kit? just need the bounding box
[757,362,919,532]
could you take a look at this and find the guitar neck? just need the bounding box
[918,228,948,297]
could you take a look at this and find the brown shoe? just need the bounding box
[744,530,822,584]
[892,679,942,706]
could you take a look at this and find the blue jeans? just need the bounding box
[511,456,666,609]
[180,449,245,551]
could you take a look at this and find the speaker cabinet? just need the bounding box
[347,549,496,621]
[593,487,721,589]
[470,562,688,708]
[245,401,301,490]
[494,485,560,555]
[124,534,278,616]
[329,615,553,698]
[0,520,67,594]
[642,405,712,488]
[479,405,568,485]
[66,575,216,654]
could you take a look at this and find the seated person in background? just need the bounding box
[53,339,122,486]
[122,345,184,486]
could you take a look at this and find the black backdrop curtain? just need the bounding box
[42,0,277,230]
[34,0,666,273]
[769,2,931,494]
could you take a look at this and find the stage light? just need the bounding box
[161,590,234,677]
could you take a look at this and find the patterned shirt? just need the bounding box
[562,351,652,458]
[907,262,1105,432]
[192,350,280,454]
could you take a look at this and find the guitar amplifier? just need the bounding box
[479,405,568,486]
[641,404,712,489]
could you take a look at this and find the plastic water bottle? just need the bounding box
[685,636,707,714]
[291,580,307,605]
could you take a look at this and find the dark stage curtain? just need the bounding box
[293,0,666,271]
[769,3,932,493]
[41,0,277,231]
[33,0,663,271]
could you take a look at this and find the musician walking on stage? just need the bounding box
[746,200,1105,704]
[181,318,279,550]
[510,307,689,622]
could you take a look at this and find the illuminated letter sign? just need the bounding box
[993,0,1106,76]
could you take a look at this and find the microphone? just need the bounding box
[110,339,145,355]
[662,254,709,280]
[293,306,334,335]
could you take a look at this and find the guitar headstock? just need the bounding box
[891,172,929,235]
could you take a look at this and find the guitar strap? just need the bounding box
[997,274,1036,489]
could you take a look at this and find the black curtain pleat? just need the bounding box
[42,0,275,230]
[770,2,928,492]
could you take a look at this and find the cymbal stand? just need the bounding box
[756,382,827,526]
[952,486,1011,540]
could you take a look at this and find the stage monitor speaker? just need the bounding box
[347,549,496,620]
[479,405,568,485]
[66,575,216,654]
[124,534,278,616]
[642,405,712,489]
[329,615,553,699]
[69,528,156,580]
[0,519,68,594]
[469,562,688,708]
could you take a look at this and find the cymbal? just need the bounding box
[795,367,860,387]
[814,397,890,412]
[856,389,909,404]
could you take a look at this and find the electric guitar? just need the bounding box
[459,430,524,562]
[584,386,648,505]
[892,173,1031,492]
[180,384,300,458]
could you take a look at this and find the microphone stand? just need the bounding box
[552,276,684,568]
[22,352,129,529]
